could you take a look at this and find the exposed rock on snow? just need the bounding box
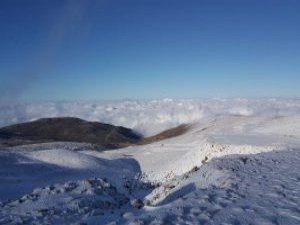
[130,199,144,209]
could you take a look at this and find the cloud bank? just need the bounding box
[0,98,299,136]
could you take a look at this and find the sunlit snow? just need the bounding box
[0,98,300,225]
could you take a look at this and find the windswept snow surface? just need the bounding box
[0,98,300,224]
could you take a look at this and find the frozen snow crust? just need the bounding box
[0,98,300,224]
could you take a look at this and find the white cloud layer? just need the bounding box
[0,98,299,136]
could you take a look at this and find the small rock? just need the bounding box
[201,156,208,164]
[164,184,176,191]
[46,185,55,191]
[191,166,199,172]
[143,199,151,206]
[130,199,144,209]
[64,182,78,192]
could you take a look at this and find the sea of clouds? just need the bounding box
[0,98,299,136]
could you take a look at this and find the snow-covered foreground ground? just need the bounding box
[0,99,300,224]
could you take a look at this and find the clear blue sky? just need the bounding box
[0,0,300,101]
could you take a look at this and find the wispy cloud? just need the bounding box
[1,0,90,103]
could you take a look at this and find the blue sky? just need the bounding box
[0,0,300,101]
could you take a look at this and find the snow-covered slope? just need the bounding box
[102,115,300,183]
[126,149,300,225]
[0,99,300,224]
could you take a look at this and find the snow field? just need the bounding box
[0,98,300,224]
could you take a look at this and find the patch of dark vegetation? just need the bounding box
[138,124,191,145]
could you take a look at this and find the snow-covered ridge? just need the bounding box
[1,98,299,136]
[0,98,300,224]
[105,115,300,183]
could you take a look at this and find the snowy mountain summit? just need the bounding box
[0,99,299,225]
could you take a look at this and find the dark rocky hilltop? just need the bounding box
[0,117,142,149]
[0,117,190,149]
